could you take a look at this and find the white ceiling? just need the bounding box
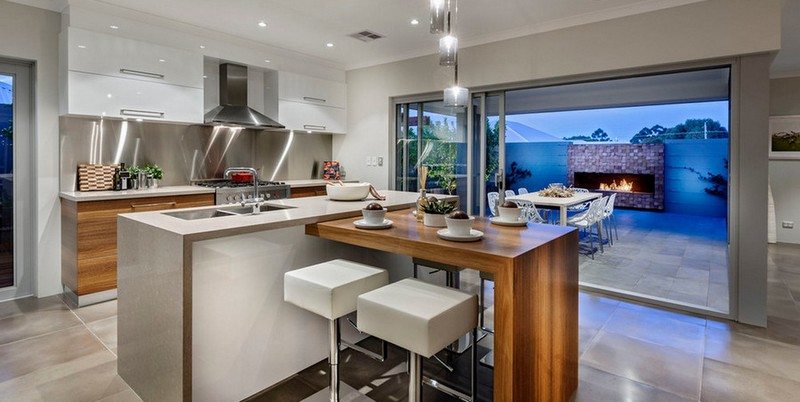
[79,0,706,70]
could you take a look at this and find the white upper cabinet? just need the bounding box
[60,27,204,123]
[278,71,346,109]
[66,28,204,89]
[278,71,346,134]
[278,100,346,135]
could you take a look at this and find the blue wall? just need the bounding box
[501,140,728,217]
[505,142,570,193]
[664,139,728,217]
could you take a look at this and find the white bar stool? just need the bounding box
[284,259,389,402]
[357,278,479,402]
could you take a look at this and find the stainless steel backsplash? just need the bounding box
[59,116,333,191]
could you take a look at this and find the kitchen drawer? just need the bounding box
[65,71,204,123]
[290,185,327,198]
[278,71,346,109]
[61,193,215,298]
[279,99,346,134]
[66,27,203,89]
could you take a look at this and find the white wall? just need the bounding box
[0,0,62,297]
[769,76,800,244]
[338,0,781,325]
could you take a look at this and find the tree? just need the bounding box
[0,121,11,141]
[631,119,728,144]
[563,128,611,142]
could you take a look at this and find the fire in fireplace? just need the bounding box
[574,172,656,194]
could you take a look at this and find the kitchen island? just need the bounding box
[116,191,577,402]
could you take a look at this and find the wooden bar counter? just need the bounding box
[306,210,579,402]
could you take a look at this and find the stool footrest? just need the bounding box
[422,377,473,402]
[341,339,387,362]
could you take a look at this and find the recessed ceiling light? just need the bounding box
[264,59,271,63]
[106,94,113,98]
[199,45,206,49]
[109,25,119,29]
[326,42,334,48]
[258,21,267,28]
[203,75,207,79]
[77,45,86,49]
[158,59,166,62]
[410,19,419,25]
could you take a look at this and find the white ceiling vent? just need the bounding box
[350,30,385,42]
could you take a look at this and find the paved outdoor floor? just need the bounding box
[579,209,729,313]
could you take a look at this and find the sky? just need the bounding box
[0,75,11,86]
[505,101,730,143]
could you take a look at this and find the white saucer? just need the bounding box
[437,228,484,242]
[354,219,393,229]
[490,216,529,227]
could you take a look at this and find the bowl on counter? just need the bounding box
[327,182,371,201]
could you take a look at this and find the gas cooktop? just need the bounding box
[194,180,287,189]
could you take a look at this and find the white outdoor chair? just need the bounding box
[487,192,499,216]
[603,193,619,244]
[517,188,529,194]
[504,190,516,198]
[567,197,607,258]
[567,187,591,213]
[514,199,547,224]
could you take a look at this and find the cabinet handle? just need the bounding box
[130,201,177,211]
[120,69,165,79]
[303,124,326,131]
[303,96,326,103]
[121,109,165,118]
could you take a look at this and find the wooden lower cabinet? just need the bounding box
[61,193,214,300]
[290,185,327,198]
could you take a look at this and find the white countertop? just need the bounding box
[284,179,359,188]
[59,186,215,202]
[119,190,447,240]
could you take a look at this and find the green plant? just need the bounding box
[422,199,456,215]
[128,166,142,176]
[681,158,728,198]
[143,164,163,180]
[0,122,12,141]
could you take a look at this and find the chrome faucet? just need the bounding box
[223,167,264,206]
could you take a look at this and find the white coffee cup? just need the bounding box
[361,208,387,225]
[498,206,522,222]
[445,216,475,236]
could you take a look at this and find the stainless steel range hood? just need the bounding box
[204,63,285,129]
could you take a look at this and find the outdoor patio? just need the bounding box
[578,208,729,313]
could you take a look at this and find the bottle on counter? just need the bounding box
[113,167,121,191]
[416,188,428,222]
[119,163,130,191]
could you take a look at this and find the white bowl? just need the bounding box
[498,206,522,222]
[326,183,371,201]
[445,216,475,236]
[423,213,447,228]
[361,208,387,225]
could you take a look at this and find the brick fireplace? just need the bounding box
[567,144,664,210]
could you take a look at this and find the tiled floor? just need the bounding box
[0,243,799,401]
[579,209,730,313]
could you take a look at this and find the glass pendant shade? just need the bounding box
[439,35,458,66]
[443,85,468,108]
[430,0,446,34]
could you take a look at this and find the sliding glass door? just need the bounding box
[395,100,468,206]
[0,60,32,301]
[395,67,732,316]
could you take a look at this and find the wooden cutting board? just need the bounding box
[77,164,119,191]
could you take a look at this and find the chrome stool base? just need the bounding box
[303,383,374,402]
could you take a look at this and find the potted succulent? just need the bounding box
[143,164,163,188]
[422,197,455,228]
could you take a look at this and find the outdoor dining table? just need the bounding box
[508,191,603,225]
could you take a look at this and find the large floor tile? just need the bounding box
[0,296,82,346]
[602,306,706,353]
[575,365,693,402]
[704,326,800,382]
[87,316,118,354]
[582,331,703,399]
[71,300,118,324]
[0,325,108,383]
[700,358,800,402]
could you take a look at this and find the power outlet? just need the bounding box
[782,221,795,229]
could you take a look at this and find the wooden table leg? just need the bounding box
[492,231,579,401]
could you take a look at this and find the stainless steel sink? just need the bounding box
[164,203,295,220]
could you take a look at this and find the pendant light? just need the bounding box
[443,64,468,108]
[430,0,446,34]
[439,34,458,66]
